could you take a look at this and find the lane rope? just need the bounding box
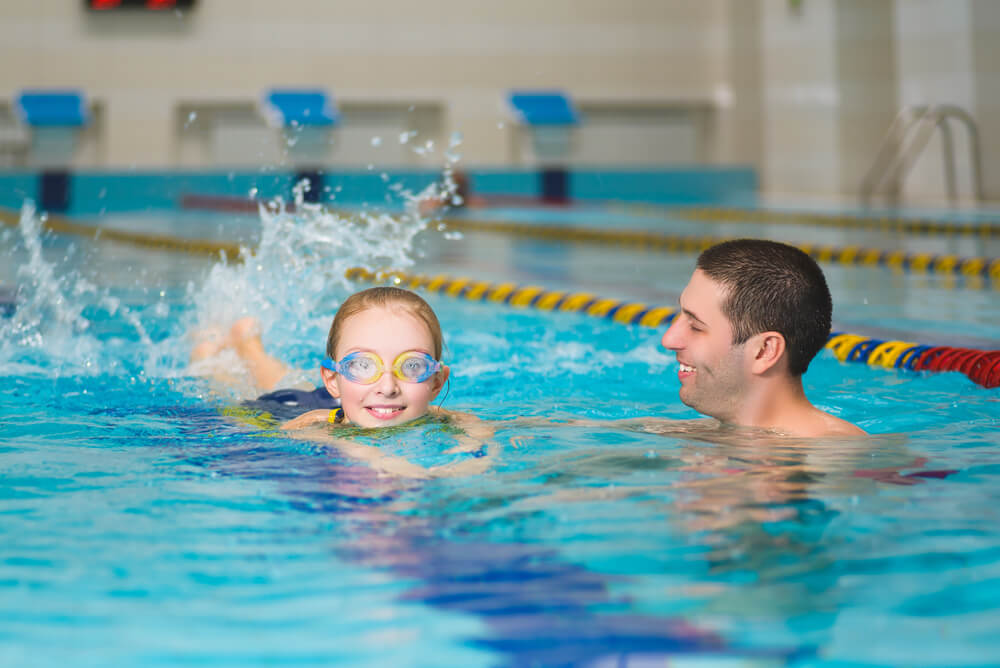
[0,207,241,258]
[174,196,1000,287]
[4,205,997,387]
[442,217,1000,287]
[615,204,1000,238]
[345,266,1000,389]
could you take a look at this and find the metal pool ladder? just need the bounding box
[860,104,984,206]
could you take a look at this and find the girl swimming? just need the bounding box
[190,286,494,477]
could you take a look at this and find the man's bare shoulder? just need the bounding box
[817,412,867,437]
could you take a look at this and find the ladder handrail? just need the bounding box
[879,109,949,205]
[860,104,984,205]
[860,105,928,204]
[931,104,985,201]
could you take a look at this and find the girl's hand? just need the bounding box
[281,409,335,430]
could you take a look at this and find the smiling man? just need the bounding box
[659,238,864,437]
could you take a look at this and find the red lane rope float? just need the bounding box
[965,351,1000,385]
[912,346,951,372]
[983,356,1000,388]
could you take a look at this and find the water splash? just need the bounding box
[185,179,436,349]
[0,202,150,374]
[1,150,458,381]
[2,202,90,349]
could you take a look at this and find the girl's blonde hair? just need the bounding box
[326,287,443,360]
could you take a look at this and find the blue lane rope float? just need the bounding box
[611,204,1000,239]
[346,266,1000,389]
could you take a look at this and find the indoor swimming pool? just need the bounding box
[1,190,999,666]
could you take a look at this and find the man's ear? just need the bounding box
[429,364,450,399]
[749,331,786,375]
[320,365,341,399]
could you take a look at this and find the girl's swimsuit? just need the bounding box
[242,386,341,421]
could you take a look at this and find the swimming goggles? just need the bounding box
[321,350,442,385]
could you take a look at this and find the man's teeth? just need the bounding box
[679,363,695,373]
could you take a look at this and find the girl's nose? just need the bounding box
[374,369,401,396]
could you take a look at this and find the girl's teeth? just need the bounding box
[680,364,695,372]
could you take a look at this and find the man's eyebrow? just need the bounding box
[680,306,706,326]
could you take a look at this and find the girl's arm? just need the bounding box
[280,408,498,479]
[428,406,495,454]
[281,421,434,479]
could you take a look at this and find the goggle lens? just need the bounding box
[323,351,440,385]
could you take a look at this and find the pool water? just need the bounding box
[2,200,999,666]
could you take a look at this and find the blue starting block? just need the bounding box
[15,90,89,213]
[508,91,579,203]
[15,89,88,127]
[262,88,338,127]
[508,90,579,126]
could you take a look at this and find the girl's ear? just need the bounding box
[750,331,786,375]
[320,365,341,399]
[429,364,450,399]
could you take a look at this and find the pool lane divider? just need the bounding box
[181,192,1000,238]
[0,206,241,258]
[174,195,1000,286]
[345,267,1000,389]
[616,204,1000,238]
[442,217,1000,285]
[4,205,998,387]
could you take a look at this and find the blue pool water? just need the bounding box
[2,198,999,666]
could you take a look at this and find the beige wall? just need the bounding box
[0,0,727,168]
[1,0,998,202]
[971,2,1000,200]
[894,0,977,202]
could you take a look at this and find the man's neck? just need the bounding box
[728,374,814,435]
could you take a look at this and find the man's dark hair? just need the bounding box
[696,239,832,376]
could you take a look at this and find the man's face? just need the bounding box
[660,269,750,422]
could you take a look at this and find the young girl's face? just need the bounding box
[321,305,448,429]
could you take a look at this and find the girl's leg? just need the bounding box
[189,317,290,395]
[229,317,290,393]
